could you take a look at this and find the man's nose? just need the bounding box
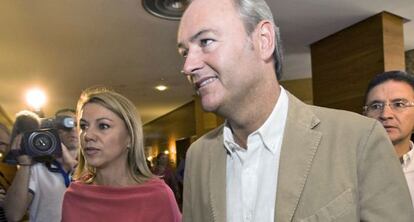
[181,48,203,78]
[379,104,394,120]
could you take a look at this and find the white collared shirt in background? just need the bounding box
[224,87,289,222]
[402,141,414,207]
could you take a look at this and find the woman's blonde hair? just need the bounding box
[73,86,153,183]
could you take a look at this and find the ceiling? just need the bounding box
[1,0,413,124]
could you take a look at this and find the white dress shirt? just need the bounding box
[402,141,414,207]
[224,87,289,222]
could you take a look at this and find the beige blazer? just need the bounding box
[182,93,414,222]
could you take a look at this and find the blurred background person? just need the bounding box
[364,70,414,206]
[0,123,15,222]
[5,109,78,222]
[152,152,181,205]
[62,87,181,222]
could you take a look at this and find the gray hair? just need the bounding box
[233,0,284,80]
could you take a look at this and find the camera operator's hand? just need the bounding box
[5,133,34,222]
[60,143,78,171]
[10,134,32,166]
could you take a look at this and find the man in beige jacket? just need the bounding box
[177,0,414,221]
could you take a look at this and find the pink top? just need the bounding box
[62,178,182,222]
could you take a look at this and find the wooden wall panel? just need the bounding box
[405,49,414,75]
[311,12,405,114]
[280,78,313,104]
[143,101,196,160]
[383,13,405,71]
[194,96,224,138]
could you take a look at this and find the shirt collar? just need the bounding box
[223,87,289,155]
[401,140,414,166]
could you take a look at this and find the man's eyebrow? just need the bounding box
[177,29,215,49]
[367,99,384,104]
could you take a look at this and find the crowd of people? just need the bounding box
[0,0,413,221]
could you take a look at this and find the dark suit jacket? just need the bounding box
[183,92,414,222]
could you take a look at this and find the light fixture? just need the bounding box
[26,88,46,111]
[155,85,168,91]
[142,0,190,20]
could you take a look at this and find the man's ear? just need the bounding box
[255,20,275,61]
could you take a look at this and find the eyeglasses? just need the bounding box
[363,99,414,115]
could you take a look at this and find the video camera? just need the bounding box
[5,115,76,164]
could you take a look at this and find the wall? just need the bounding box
[143,101,196,166]
[406,49,414,75]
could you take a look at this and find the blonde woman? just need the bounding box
[62,87,181,222]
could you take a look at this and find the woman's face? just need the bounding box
[79,102,130,170]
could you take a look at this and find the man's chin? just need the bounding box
[200,96,221,113]
[201,103,219,113]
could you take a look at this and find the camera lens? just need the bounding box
[24,129,61,157]
[33,133,53,151]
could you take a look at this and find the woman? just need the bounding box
[62,87,181,222]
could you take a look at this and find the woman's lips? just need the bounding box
[84,147,100,156]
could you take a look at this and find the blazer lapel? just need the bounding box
[275,93,322,221]
[208,129,227,222]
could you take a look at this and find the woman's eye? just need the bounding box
[79,123,87,130]
[99,123,110,129]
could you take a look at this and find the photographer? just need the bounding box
[5,109,78,222]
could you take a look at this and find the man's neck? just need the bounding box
[228,83,281,148]
[394,138,412,158]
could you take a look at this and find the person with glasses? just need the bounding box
[5,109,78,222]
[364,70,414,206]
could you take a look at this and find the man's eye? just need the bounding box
[393,101,406,108]
[179,49,188,58]
[370,103,383,110]
[200,39,213,47]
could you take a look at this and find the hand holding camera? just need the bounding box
[5,115,76,165]
[9,134,33,166]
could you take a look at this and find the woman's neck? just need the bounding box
[94,165,136,187]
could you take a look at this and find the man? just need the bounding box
[364,70,414,207]
[5,109,78,222]
[177,0,414,221]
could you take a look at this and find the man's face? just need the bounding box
[177,0,262,114]
[57,112,79,150]
[365,80,414,145]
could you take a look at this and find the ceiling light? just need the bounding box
[155,85,168,91]
[142,0,190,20]
[26,88,46,111]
